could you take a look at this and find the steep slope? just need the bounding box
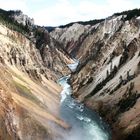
[0,65,69,140]
[51,9,140,140]
[0,9,73,140]
[0,9,73,78]
[50,23,92,57]
[50,19,104,57]
[35,27,73,76]
[70,11,140,140]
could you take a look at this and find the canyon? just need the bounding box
[0,8,140,140]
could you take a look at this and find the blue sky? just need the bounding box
[0,0,140,26]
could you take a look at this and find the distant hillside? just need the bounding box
[46,19,104,32]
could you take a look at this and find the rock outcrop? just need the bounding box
[50,23,91,56]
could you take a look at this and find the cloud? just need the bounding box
[0,0,29,13]
[33,0,139,26]
[0,0,139,26]
[106,0,138,12]
[32,0,78,26]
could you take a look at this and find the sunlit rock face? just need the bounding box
[50,23,91,57]
[0,64,68,140]
[0,23,72,80]
[51,10,140,140]
[0,9,73,140]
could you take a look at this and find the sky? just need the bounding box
[0,0,140,26]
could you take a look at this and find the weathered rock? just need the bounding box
[0,11,72,140]
[65,13,140,140]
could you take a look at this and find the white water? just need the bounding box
[57,59,111,140]
[58,75,72,102]
[67,59,79,72]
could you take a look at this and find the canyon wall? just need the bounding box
[0,10,72,140]
[51,10,140,140]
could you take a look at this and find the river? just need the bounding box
[57,60,111,140]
